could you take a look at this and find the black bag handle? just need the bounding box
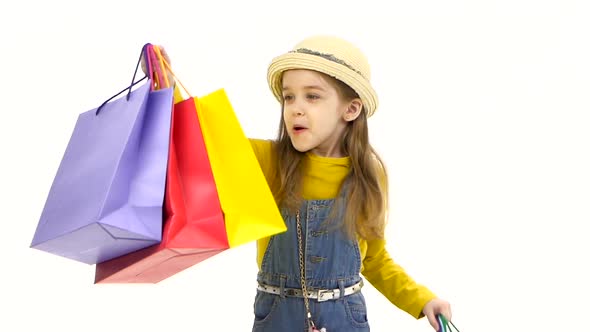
[95,43,150,115]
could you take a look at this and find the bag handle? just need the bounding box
[151,45,191,99]
[95,43,152,115]
[143,44,156,89]
[146,44,174,91]
[150,45,170,89]
[437,314,460,332]
[145,44,155,87]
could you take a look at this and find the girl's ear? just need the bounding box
[343,98,363,122]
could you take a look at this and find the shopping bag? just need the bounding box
[94,46,228,283]
[30,44,174,264]
[197,89,287,247]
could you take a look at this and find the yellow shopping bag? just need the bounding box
[196,89,286,247]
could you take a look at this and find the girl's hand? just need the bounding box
[422,298,452,331]
[141,45,175,87]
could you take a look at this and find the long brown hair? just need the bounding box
[271,71,388,240]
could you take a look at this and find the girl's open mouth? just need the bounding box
[293,125,307,134]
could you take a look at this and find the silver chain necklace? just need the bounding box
[296,211,327,332]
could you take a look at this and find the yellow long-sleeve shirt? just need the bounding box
[249,138,436,319]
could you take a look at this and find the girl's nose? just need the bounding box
[288,100,304,116]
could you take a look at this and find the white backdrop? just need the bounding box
[1,1,589,331]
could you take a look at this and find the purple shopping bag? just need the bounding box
[30,44,174,264]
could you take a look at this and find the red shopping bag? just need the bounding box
[94,46,229,283]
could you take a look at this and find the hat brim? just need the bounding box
[267,52,378,117]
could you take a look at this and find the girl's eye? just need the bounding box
[307,94,320,100]
[283,95,294,101]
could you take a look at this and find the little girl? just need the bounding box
[153,35,452,332]
[249,35,451,332]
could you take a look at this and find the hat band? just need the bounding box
[289,48,366,79]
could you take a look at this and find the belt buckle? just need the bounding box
[316,289,334,302]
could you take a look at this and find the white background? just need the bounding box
[1,0,589,331]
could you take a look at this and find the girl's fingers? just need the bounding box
[426,312,439,331]
[141,56,148,75]
[159,46,171,64]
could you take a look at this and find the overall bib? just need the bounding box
[252,198,370,332]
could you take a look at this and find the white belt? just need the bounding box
[257,280,363,302]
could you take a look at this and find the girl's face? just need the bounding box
[281,69,361,157]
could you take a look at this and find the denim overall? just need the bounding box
[252,198,370,331]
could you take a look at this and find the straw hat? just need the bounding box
[267,35,379,117]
